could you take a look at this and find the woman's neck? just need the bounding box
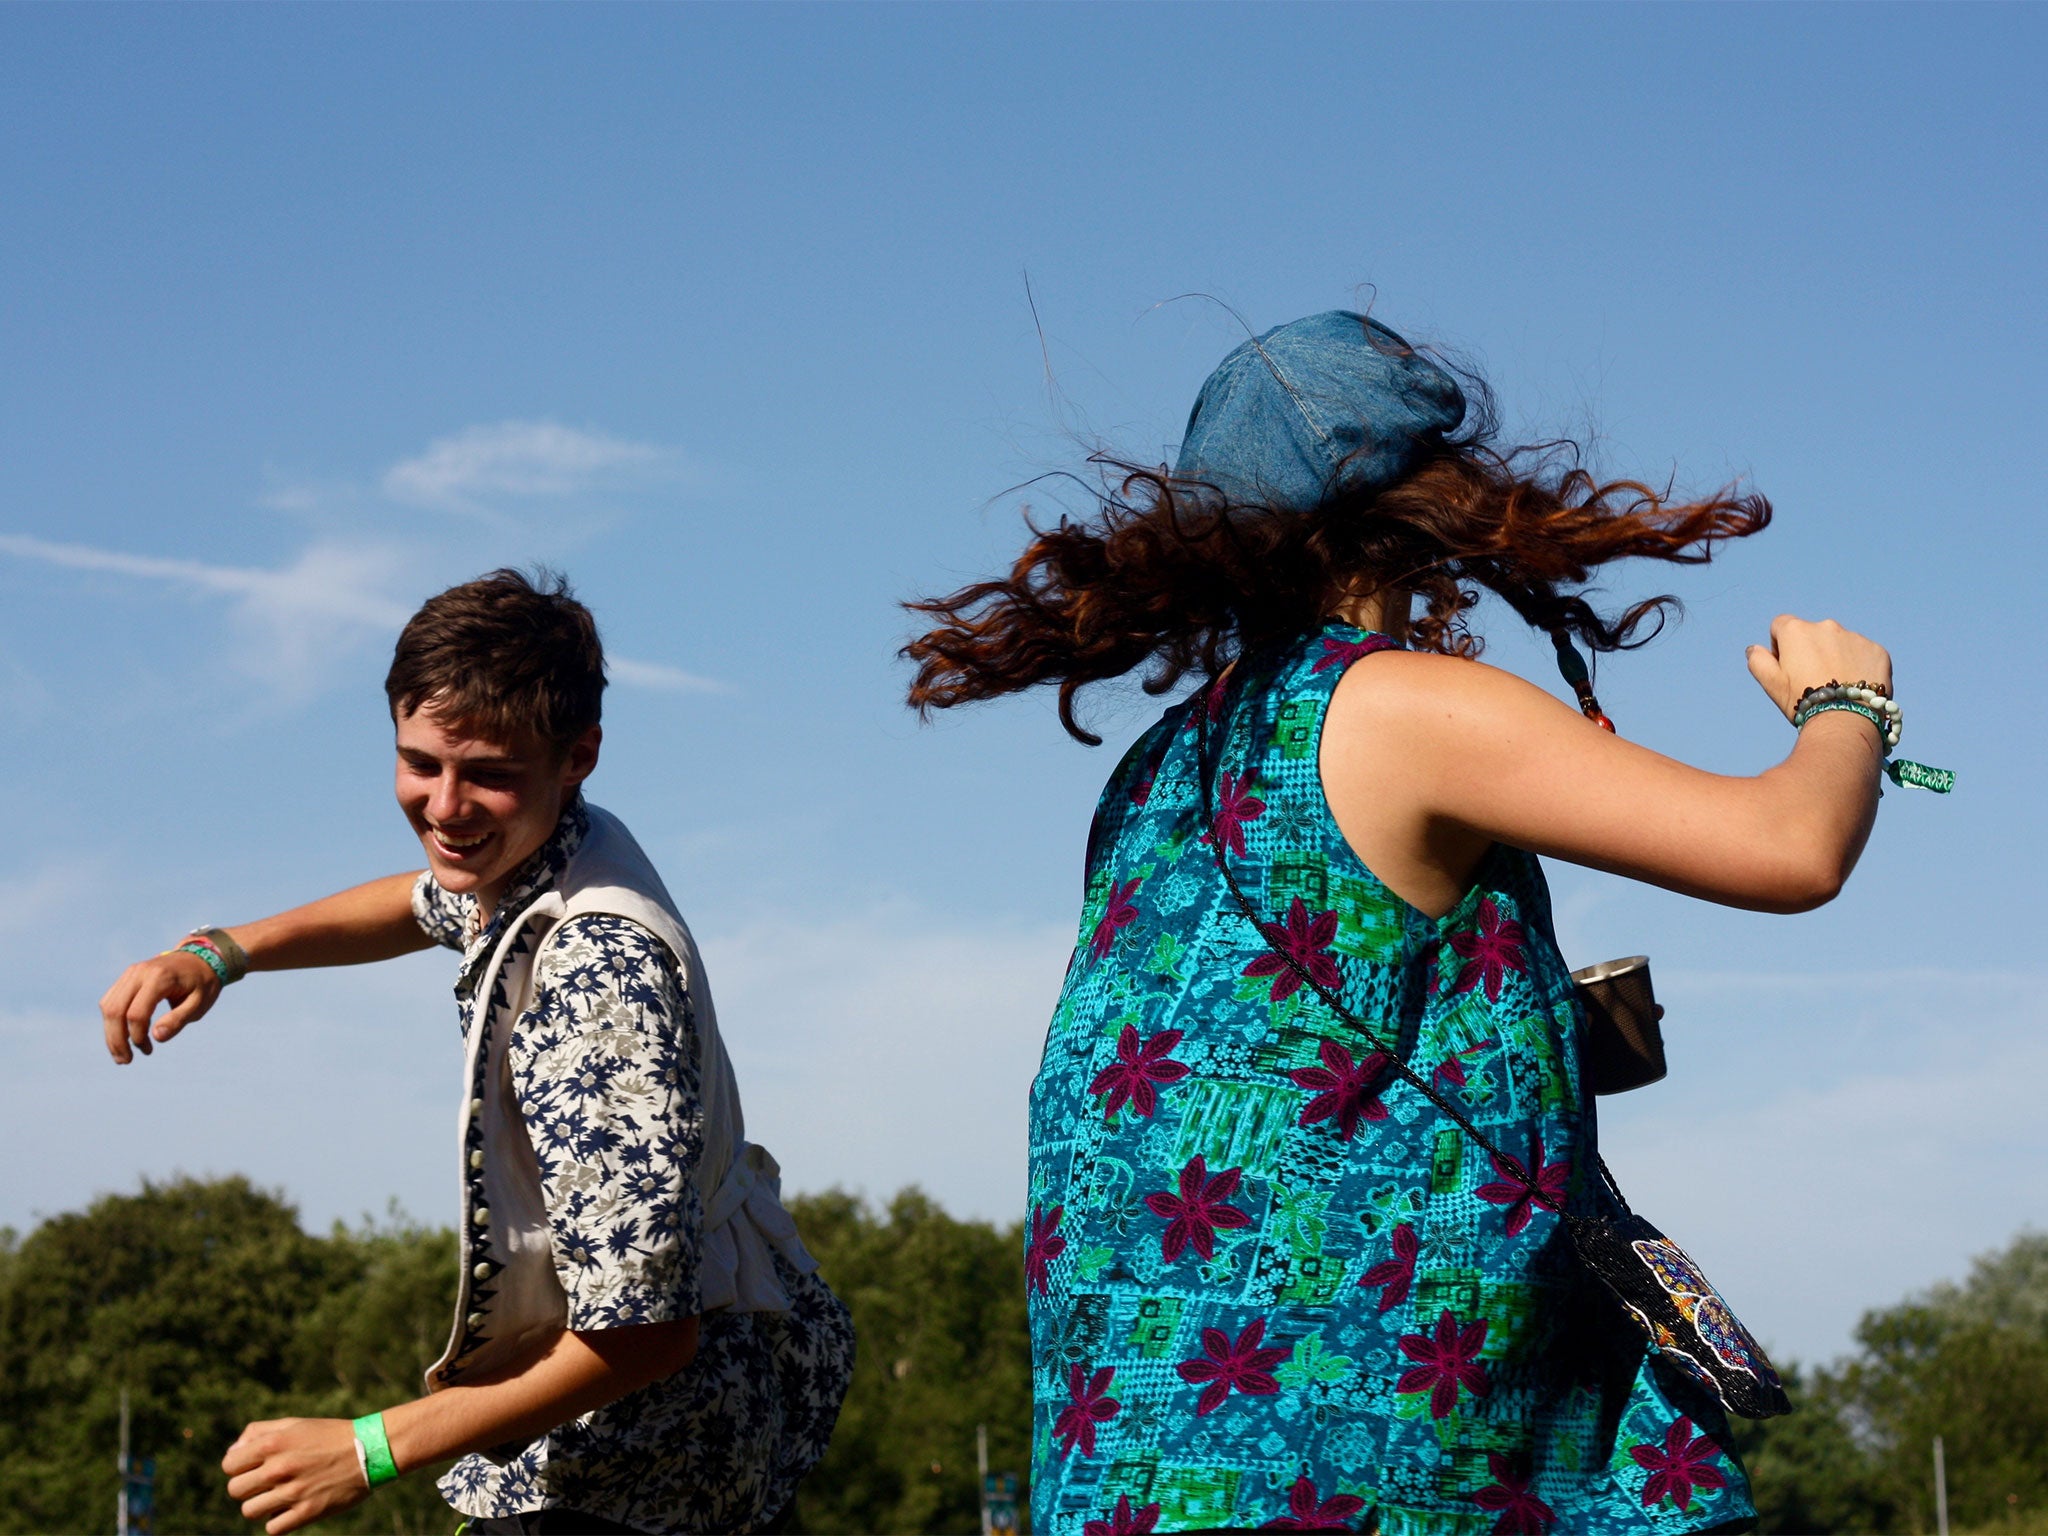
[1328,586,1413,639]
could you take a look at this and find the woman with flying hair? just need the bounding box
[906,311,1899,1535]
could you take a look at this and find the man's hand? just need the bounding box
[95,872,434,1065]
[222,1418,369,1534]
[99,949,220,1063]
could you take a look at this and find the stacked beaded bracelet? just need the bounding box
[1791,679,1954,794]
[170,927,250,985]
[1793,680,1902,749]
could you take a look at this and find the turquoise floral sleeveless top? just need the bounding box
[1026,624,1754,1536]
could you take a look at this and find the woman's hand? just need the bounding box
[98,949,220,1063]
[1746,614,1893,722]
[222,1418,368,1534]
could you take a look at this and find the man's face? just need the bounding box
[394,705,600,917]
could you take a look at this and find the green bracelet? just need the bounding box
[175,941,232,986]
[352,1413,400,1488]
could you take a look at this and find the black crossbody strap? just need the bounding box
[1193,671,1543,1197]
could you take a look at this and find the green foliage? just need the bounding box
[789,1188,1032,1536]
[17,1177,2038,1536]
[1739,1231,2048,1535]
[0,1178,457,1535]
[0,1177,1033,1536]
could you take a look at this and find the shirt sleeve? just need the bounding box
[411,870,469,952]
[509,912,705,1330]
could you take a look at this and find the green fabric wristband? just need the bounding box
[175,941,232,986]
[352,1413,399,1487]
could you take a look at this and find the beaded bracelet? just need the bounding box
[1793,680,1901,748]
[1790,679,1953,794]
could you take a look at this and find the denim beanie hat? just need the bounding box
[1173,310,1466,512]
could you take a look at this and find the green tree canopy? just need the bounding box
[1741,1230,2048,1535]
[0,1177,455,1534]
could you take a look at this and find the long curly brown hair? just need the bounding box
[904,383,1771,745]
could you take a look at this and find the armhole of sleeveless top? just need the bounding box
[1082,714,1174,894]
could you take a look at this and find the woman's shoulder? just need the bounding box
[1324,645,1564,733]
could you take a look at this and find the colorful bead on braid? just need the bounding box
[1551,631,1615,733]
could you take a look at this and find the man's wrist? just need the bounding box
[351,1413,399,1487]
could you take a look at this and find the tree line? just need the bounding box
[0,1177,2039,1534]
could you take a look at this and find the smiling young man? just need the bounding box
[99,569,853,1536]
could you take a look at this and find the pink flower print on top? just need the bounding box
[1088,1025,1191,1121]
[1024,1204,1066,1297]
[1358,1222,1419,1313]
[1143,1154,1253,1262]
[1447,897,1528,1002]
[1288,1039,1392,1140]
[1630,1416,1728,1512]
[1260,1476,1368,1530]
[1475,1133,1571,1237]
[1243,898,1343,1002]
[1175,1316,1291,1417]
[1471,1453,1557,1535]
[1052,1361,1121,1459]
[1203,771,1267,857]
[1395,1309,1490,1418]
[1311,632,1398,673]
[1089,877,1143,962]
[1085,1496,1162,1536]
[1434,1037,1497,1089]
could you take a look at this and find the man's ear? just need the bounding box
[562,724,602,789]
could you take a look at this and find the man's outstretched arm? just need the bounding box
[98,870,430,1063]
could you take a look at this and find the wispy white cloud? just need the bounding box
[0,533,412,629]
[381,420,663,518]
[0,532,717,702]
[608,656,727,695]
[0,533,411,698]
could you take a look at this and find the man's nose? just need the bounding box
[427,773,468,825]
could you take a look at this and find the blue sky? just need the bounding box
[2,4,2041,1366]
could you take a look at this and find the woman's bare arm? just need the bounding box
[1323,616,1890,917]
[99,871,432,1063]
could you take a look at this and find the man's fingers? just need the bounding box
[155,987,209,1041]
[101,980,138,1064]
[239,1483,293,1524]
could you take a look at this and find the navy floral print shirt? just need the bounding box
[1026,627,1755,1536]
[413,796,854,1534]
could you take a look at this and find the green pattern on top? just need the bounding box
[1025,624,1755,1536]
